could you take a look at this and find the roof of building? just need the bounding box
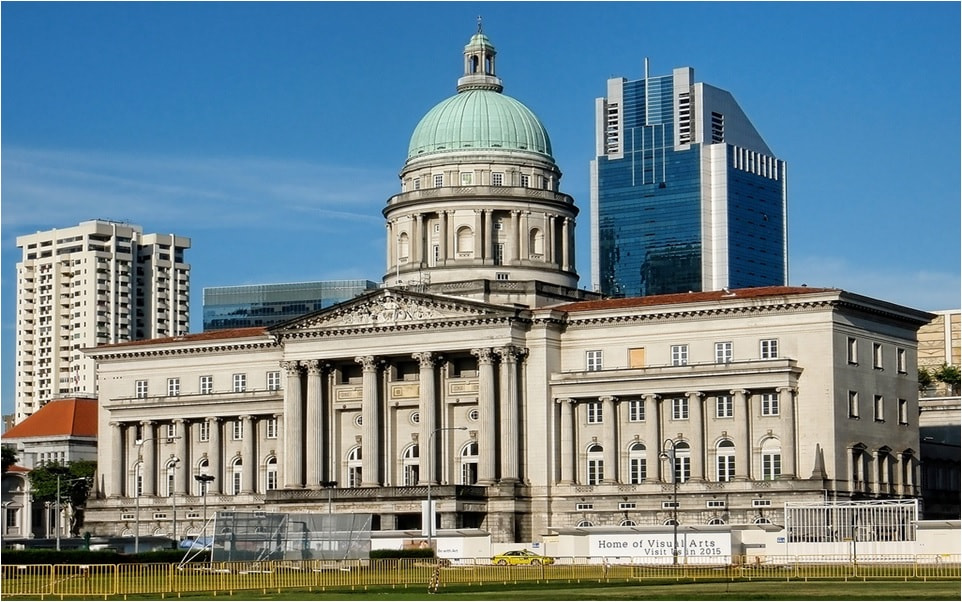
[92,326,269,350]
[554,286,839,312]
[2,398,98,440]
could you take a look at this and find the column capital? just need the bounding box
[304,359,322,375]
[685,391,704,400]
[281,360,302,375]
[776,386,797,395]
[495,345,527,363]
[140,419,155,427]
[207,416,221,424]
[172,418,185,425]
[642,393,661,402]
[354,355,379,371]
[730,388,750,398]
[555,397,576,405]
[239,414,253,422]
[412,351,437,368]
[599,395,619,403]
[471,347,495,363]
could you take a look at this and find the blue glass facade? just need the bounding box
[203,280,379,331]
[594,71,786,297]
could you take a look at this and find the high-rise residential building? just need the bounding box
[203,280,380,331]
[14,220,190,423]
[590,64,788,297]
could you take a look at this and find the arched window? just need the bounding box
[761,438,782,481]
[754,517,772,525]
[620,519,636,527]
[460,441,479,485]
[402,444,419,486]
[577,520,593,528]
[665,518,679,526]
[347,447,362,488]
[456,226,474,255]
[265,457,278,491]
[628,442,647,484]
[231,457,243,495]
[164,460,179,497]
[671,441,691,483]
[708,517,726,525]
[529,228,544,256]
[195,459,210,496]
[586,444,604,485]
[716,439,735,482]
[398,232,410,262]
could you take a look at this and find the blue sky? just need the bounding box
[2,1,960,417]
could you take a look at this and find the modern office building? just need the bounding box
[83,31,931,553]
[590,64,788,297]
[203,280,379,331]
[14,220,190,423]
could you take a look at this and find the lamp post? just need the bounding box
[194,474,215,541]
[320,480,337,560]
[659,438,679,566]
[170,458,180,546]
[425,426,467,550]
[133,436,181,554]
[55,474,88,551]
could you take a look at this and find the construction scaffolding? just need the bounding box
[785,499,918,544]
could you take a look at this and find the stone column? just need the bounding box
[601,396,618,483]
[208,417,222,494]
[496,345,524,483]
[562,217,572,270]
[557,398,575,484]
[438,212,448,263]
[386,222,393,274]
[510,210,520,264]
[731,389,751,480]
[546,216,556,264]
[242,415,256,493]
[415,213,425,266]
[174,419,189,494]
[356,355,381,487]
[471,347,498,484]
[777,387,797,478]
[473,210,483,260]
[110,422,124,497]
[305,360,323,489]
[483,210,494,264]
[282,360,304,488]
[687,392,705,481]
[642,394,661,481]
[141,421,156,496]
[520,211,530,261]
[414,352,438,485]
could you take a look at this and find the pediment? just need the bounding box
[275,289,515,332]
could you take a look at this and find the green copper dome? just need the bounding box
[407,90,553,160]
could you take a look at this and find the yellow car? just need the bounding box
[491,549,555,566]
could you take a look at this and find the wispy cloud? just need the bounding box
[0,147,394,231]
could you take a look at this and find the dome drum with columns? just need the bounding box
[384,27,585,303]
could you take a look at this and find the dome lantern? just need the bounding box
[457,18,503,93]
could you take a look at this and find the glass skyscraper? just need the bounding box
[590,65,787,297]
[203,280,379,330]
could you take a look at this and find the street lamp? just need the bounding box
[425,426,467,551]
[659,438,679,566]
[194,474,215,541]
[133,436,180,554]
[170,458,180,546]
[56,474,88,551]
[320,480,337,560]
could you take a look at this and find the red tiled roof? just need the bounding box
[2,398,98,439]
[555,286,838,312]
[93,327,269,350]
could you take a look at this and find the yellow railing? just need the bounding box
[1,555,958,598]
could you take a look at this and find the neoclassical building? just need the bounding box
[83,30,932,543]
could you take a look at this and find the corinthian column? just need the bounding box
[778,386,797,478]
[208,417,222,494]
[687,392,705,481]
[282,360,304,488]
[557,398,575,484]
[731,389,751,480]
[600,396,618,483]
[110,422,124,497]
[305,360,323,488]
[472,347,497,484]
[241,415,256,493]
[413,352,438,485]
[496,345,525,483]
[174,419,189,494]
[355,356,381,487]
[141,421,156,496]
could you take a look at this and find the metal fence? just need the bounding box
[1,555,958,598]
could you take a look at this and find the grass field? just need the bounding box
[44,578,961,601]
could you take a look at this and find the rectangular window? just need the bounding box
[199,421,210,442]
[752,499,772,507]
[5,507,18,528]
[762,453,782,480]
[717,456,735,482]
[267,469,278,491]
[575,503,593,511]
[233,420,244,440]
[586,350,602,372]
[627,399,645,422]
[492,173,503,186]
[716,395,733,418]
[629,457,646,484]
[898,399,908,425]
[520,174,530,187]
[587,459,604,485]
[167,378,180,397]
[460,172,473,185]
[494,243,504,265]
[200,375,213,395]
[433,174,443,187]
[628,347,646,368]
[715,341,733,364]
[874,395,884,421]
[662,501,680,510]
[672,397,689,420]
[671,344,689,366]
[267,371,281,391]
[848,391,860,418]
[266,417,278,439]
[760,339,779,359]
[586,401,603,424]
[897,348,907,374]
[873,343,884,369]
[761,392,779,416]
[165,423,176,440]
[706,500,726,509]
[847,337,858,364]
[135,380,147,398]
[495,272,509,281]
[232,373,246,392]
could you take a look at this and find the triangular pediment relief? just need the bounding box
[275,289,514,332]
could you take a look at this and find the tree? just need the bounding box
[918,367,934,392]
[1,445,19,473]
[934,363,961,395]
[28,460,96,537]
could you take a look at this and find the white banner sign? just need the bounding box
[588,533,731,560]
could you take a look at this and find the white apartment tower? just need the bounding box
[14,220,191,423]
